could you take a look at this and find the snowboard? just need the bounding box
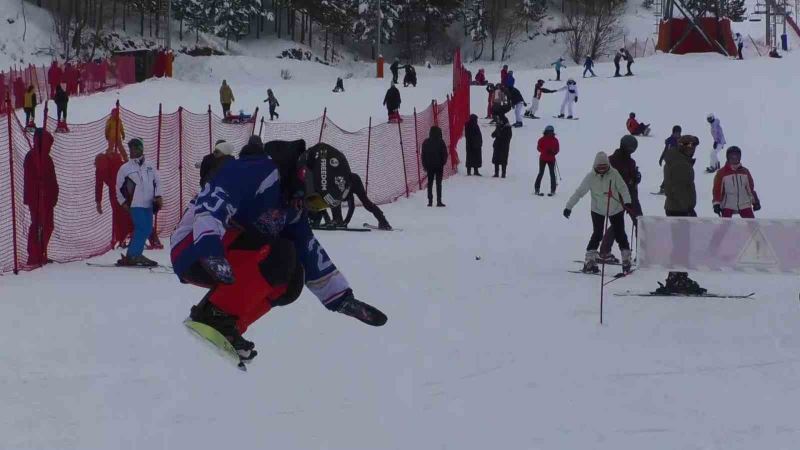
[184,319,249,371]
[86,262,173,274]
[362,223,403,232]
[614,291,755,299]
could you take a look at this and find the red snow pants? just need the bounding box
[27,205,55,266]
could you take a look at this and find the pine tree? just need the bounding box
[520,0,547,36]
[466,0,489,58]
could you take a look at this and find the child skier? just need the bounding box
[705,113,726,173]
[524,80,556,119]
[534,125,559,196]
[332,77,345,92]
[550,58,566,81]
[556,79,578,119]
[712,146,760,218]
[263,89,280,120]
[563,151,634,274]
[583,56,596,78]
[508,85,527,127]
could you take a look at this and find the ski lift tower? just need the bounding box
[657,0,735,55]
[752,0,800,50]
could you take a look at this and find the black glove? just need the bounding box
[563,208,571,219]
[753,202,761,211]
[713,204,722,216]
[574,96,578,103]
[713,141,718,148]
[200,256,235,285]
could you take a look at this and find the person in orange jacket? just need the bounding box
[95,145,132,248]
[105,107,128,161]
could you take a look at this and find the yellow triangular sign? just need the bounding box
[737,227,778,267]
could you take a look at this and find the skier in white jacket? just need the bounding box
[706,113,726,173]
[557,79,578,119]
[563,151,634,273]
[116,137,163,267]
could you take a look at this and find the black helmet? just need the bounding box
[301,143,352,212]
[629,112,635,118]
[620,135,638,154]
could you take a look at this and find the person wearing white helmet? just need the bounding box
[556,79,578,119]
[197,139,235,187]
[706,113,726,173]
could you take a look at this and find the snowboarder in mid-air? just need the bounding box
[171,139,387,365]
[563,151,635,274]
[556,79,578,119]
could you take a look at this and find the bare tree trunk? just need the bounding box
[300,11,305,43]
[21,0,27,41]
[140,2,145,36]
[324,28,329,61]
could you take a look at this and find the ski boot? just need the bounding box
[567,115,574,119]
[598,253,620,265]
[328,291,387,326]
[190,298,257,361]
[705,163,720,174]
[654,273,707,296]
[534,190,543,196]
[557,114,565,118]
[116,254,158,267]
[512,121,523,128]
[582,250,600,274]
[621,249,633,274]
[377,218,393,231]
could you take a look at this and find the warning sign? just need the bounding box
[737,227,778,267]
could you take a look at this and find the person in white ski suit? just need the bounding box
[557,79,578,118]
[706,113,726,172]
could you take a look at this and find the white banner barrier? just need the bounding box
[638,216,800,274]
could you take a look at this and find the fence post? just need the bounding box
[250,106,259,136]
[397,117,409,198]
[155,103,162,235]
[42,99,49,131]
[413,107,422,190]
[318,107,327,144]
[178,106,184,211]
[207,105,213,154]
[6,94,19,274]
[365,117,372,197]
[258,117,265,138]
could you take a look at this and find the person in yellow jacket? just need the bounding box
[23,85,37,127]
[105,107,128,161]
[219,80,234,117]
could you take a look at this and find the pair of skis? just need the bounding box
[313,223,402,232]
[86,262,173,274]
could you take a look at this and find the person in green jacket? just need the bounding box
[564,151,634,274]
[655,134,707,295]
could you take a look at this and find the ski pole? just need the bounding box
[555,160,562,181]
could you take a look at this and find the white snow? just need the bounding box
[3,3,800,450]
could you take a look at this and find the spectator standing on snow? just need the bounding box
[24,128,59,266]
[96,143,131,249]
[421,126,448,207]
[465,114,483,176]
[506,70,516,88]
[263,89,280,120]
[551,58,566,81]
[23,85,37,127]
[563,151,634,274]
[219,80,235,117]
[583,56,596,78]
[735,33,744,60]
[598,135,643,263]
[533,125,559,196]
[705,113,726,173]
[525,80,556,119]
[383,82,402,122]
[556,79,578,119]
[613,49,624,77]
[390,58,400,84]
[712,146,760,218]
[623,49,634,76]
[657,125,682,195]
[115,137,163,267]
[491,115,513,178]
[199,140,236,187]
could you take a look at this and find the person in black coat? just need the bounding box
[421,126,448,207]
[491,116,513,178]
[464,114,482,176]
[54,85,69,123]
[403,64,417,87]
[383,83,401,121]
[390,58,400,84]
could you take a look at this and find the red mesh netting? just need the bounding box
[0,52,470,274]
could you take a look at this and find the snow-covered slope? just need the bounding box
[3,27,800,450]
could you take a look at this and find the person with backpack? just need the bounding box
[421,126,448,207]
[534,125,559,196]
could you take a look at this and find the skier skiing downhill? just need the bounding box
[525,80,556,119]
[170,140,387,362]
[706,113,726,173]
[563,152,635,274]
[712,146,760,218]
[557,79,578,119]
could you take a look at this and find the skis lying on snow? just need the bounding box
[86,262,173,274]
[362,223,403,231]
[183,319,250,372]
[614,291,755,299]
[312,225,371,232]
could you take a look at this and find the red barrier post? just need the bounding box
[155,103,163,234]
[413,107,422,190]
[6,94,19,273]
[178,106,184,211]
[207,105,213,154]
[365,117,372,196]
[251,107,259,136]
[318,107,327,144]
[397,117,409,198]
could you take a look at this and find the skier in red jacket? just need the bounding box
[534,125,560,196]
[712,146,759,218]
[626,112,650,136]
[23,128,59,266]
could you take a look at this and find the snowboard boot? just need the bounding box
[655,273,707,296]
[474,170,482,176]
[582,250,600,274]
[547,192,556,197]
[328,294,388,326]
[436,201,446,207]
[116,254,158,267]
[557,114,565,118]
[621,249,633,274]
[513,122,523,128]
[599,253,620,265]
[190,298,257,360]
[567,115,573,119]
